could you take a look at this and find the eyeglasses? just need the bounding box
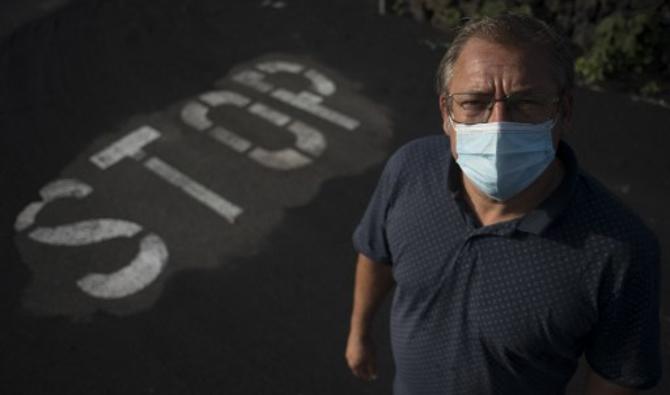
[446,92,560,124]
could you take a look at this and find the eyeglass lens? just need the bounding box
[448,93,558,124]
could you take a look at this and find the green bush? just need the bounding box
[574,11,660,85]
[392,0,669,98]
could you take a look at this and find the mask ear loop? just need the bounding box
[446,104,461,131]
[443,95,456,131]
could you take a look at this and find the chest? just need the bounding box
[385,194,598,358]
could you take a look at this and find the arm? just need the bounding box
[584,366,638,395]
[345,253,395,381]
[582,234,661,394]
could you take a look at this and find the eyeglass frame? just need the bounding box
[444,91,562,125]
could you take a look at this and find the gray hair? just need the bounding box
[435,13,574,95]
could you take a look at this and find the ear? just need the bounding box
[439,93,452,136]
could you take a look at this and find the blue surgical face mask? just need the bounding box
[451,119,557,201]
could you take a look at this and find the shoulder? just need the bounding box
[570,171,659,256]
[384,135,451,175]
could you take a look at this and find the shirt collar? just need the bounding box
[447,140,579,235]
[517,141,579,234]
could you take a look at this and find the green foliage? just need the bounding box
[479,0,508,17]
[574,11,660,86]
[640,81,660,97]
[432,7,462,30]
[475,0,533,16]
[428,0,462,30]
[477,0,532,17]
[392,0,669,98]
[391,0,411,16]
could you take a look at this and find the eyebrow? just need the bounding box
[453,88,552,96]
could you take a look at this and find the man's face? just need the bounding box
[439,37,572,158]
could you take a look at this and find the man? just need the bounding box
[345,13,662,395]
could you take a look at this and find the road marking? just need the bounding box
[131,149,147,161]
[304,69,335,96]
[144,157,243,223]
[181,102,213,131]
[90,126,161,170]
[248,102,291,126]
[232,70,273,93]
[295,90,323,104]
[13,55,391,314]
[182,92,251,133]
[15,179,93,232]
[209,126,252,153]
[179,88,326,170]
[77,233,168,299]
[229,64,356,130]
[40,178,93,201]
[287,121,326,156]
[14,202,44,232]
[29,219,142,246]
[257,61,303,74]
[253,62,335,96]
[89,126,244,222]
[248,147,312,170]
[270,88,360,130]
[14,178,170,300]
[199,90,250,107]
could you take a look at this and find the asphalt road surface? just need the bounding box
[1,0,669,394]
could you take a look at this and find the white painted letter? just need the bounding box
[77,233,168,299]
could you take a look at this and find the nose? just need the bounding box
[488,99,510,123]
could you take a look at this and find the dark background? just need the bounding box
[1,1,668,394]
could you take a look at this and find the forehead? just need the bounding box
[449,37,556,93]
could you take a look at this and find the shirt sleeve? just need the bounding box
[352,153,402,266]
[584,234,663,389]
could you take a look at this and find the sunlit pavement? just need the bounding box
[1,1,668,394]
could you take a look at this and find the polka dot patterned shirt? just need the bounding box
[353,136,662,395]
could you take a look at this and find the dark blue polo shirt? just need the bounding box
[353,136,662,395]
